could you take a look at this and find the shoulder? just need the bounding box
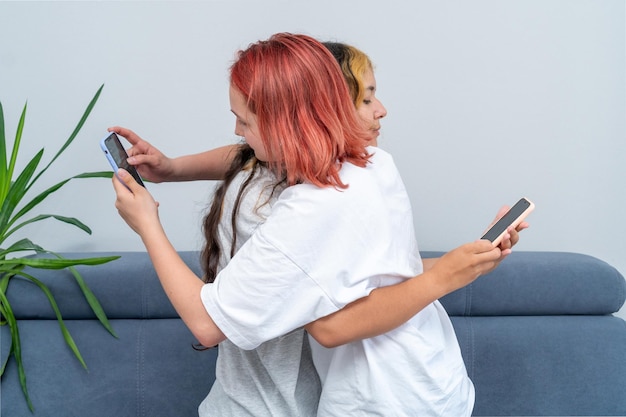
[366,146,395,164]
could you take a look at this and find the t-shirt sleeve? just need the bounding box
[201,222,341,350]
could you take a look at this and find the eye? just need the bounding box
[363,99,372,105]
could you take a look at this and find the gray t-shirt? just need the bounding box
[198,163,321,416]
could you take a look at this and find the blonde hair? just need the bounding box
[322,42,374,107]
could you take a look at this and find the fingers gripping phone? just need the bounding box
[100,132,145,188]
[481,197,534,246]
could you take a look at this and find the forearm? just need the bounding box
[422,257,438,271]
[306,243,502,348]
[169,145,239,181]
[305,270,447,348]
[140,224,225,347]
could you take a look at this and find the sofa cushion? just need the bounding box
[1,318,217,417]
[452,315,626,416]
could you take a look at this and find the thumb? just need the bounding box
[116,168,141,193]
[474,238,499,254]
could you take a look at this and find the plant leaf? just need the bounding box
[1,102,27,205]
[30,84,104,187]
[0,256,120,270]
[4,171,113,237]
[0,238,45,258]
[0,286,34,411]
[0,148,43,235]
[0,101,6,199]
[2,175,69,236]
[0,266,22,293]
[66,264,118,337]
[13,271,88,369]
[74,171,114,179]
[0,247,118,337]
[4,214,92,242]
[8,102,27,181]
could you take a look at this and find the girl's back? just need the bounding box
[199,161,321,417]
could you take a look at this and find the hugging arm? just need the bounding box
[108,126,239,182]
[305,240,502,347]
[306,217,526,348]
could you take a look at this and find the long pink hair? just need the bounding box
[230,33,371,188]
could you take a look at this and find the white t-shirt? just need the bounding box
[201,147,474,416]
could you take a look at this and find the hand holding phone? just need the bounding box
[100,132,145,188]
[481,197,534,246]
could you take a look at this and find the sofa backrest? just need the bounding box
[434,251,626,316]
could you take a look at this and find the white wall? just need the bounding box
[0,0,624,319]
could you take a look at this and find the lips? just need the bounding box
[368,129,380,141]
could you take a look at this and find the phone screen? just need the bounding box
[102,133,145,187]
[481,198,533,243]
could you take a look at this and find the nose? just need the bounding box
[374,98,387,119]
[234,123,243,137]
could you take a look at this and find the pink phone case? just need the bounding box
[481,197,534,246]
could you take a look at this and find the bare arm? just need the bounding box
[108,126,238,182]
[421,257,438,271]
[163,146,238,181]
[112,169,226,347]
[306,218,527,348]
[305,240,504,347]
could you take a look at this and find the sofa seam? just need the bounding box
[465,284,473,316]
[136,320,146,417]
[470,317,475,378]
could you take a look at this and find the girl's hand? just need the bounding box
[489,205,530,254]
[112,168,160,236]
[108,126,175,183]
[428,240,504,295]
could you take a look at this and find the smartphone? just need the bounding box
[481,197,534,246]
[100,132,145,187]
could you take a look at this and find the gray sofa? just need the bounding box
[2,251,625,416]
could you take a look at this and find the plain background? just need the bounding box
[0,1,624,319]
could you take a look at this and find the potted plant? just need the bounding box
[0,84,119,411]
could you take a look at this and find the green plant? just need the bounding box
[0,85,119,411]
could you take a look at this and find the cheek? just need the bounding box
[245,134,270,160]
[356,106,373,125]
[246,131,261,146]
